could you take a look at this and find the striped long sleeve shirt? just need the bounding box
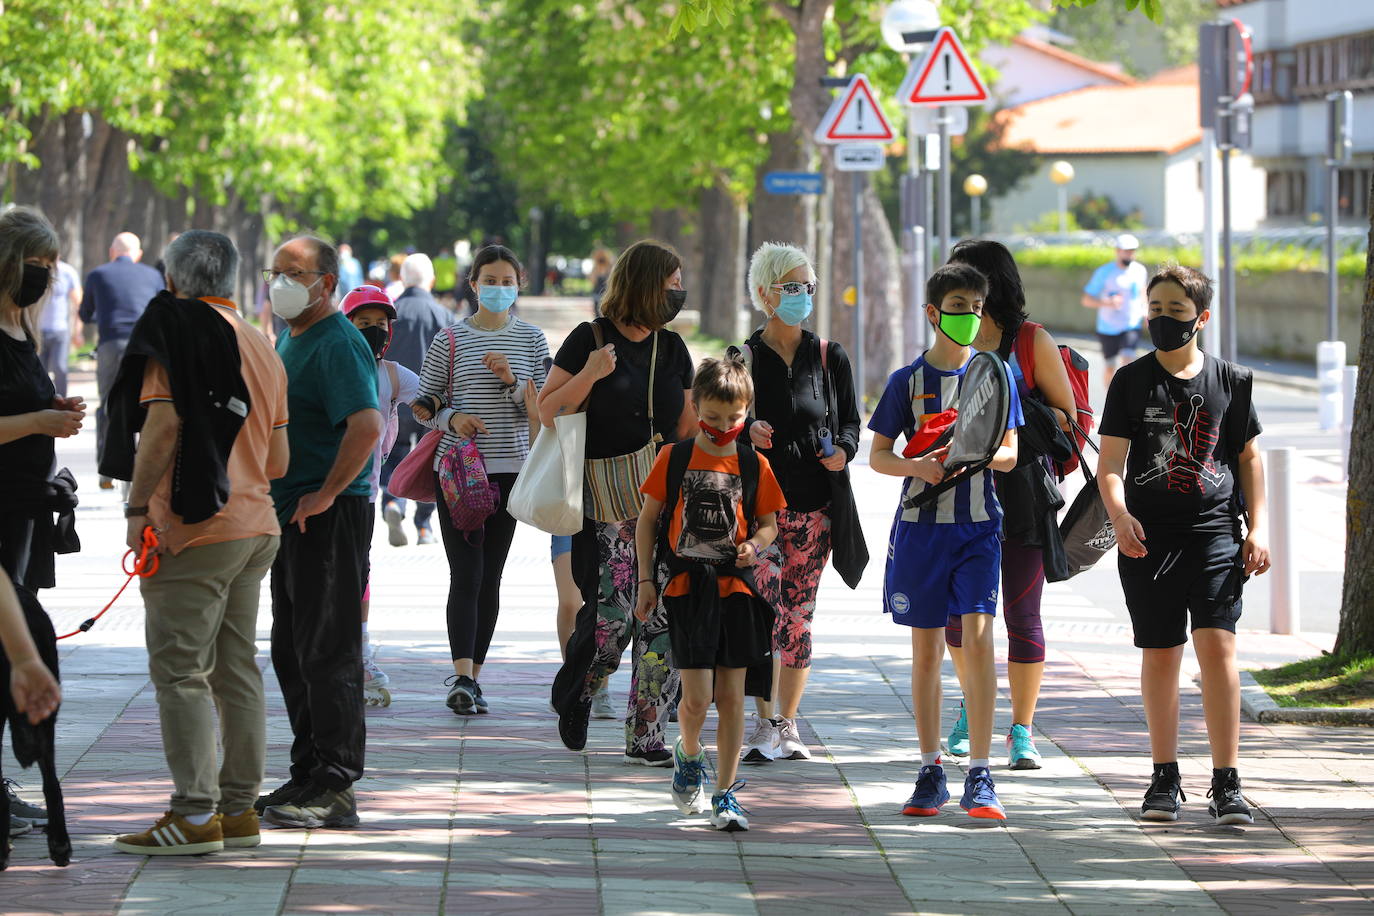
[415,315,550,474]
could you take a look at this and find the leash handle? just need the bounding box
[56,526,160,640]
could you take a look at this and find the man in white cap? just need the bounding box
[1081,233,1148,386]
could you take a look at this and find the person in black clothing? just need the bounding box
[732,243,860,765]
[1099,264,1269,827]
[80,231,164,487]
[0,206,85,590]
[539,239,697,762]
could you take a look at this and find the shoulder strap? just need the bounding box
[446,327,457,405]
[737,441,760,527]
[647,330,661,443]
[1014,321,1040,387]
[589,318,605,350]
[384,359,399,413]
[1226,362,1255,461]
[663,438,696,521]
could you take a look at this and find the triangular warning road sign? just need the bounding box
[813,74,896,144]
[898,28,989,107]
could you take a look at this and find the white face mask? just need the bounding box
[270,272,322,320]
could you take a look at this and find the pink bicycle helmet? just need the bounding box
[341,284,397,320]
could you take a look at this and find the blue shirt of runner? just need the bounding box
[1084,260,1148,335]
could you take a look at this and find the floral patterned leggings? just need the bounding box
[582,518,678,754]
[754,507,832,669]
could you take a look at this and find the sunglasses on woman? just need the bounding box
[771,281,817,296]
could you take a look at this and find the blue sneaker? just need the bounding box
[960,766,1006,821]
[671,738,710,815]
[709,780,750,831]
[901,764,950,817]
[1006,724,1042,770]
[945,704,970,757]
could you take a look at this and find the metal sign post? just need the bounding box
[1318,90,1354,430]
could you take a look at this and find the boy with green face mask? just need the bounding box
[868,262,1023,821]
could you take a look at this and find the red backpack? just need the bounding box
[1003,320,1094,476]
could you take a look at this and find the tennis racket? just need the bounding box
[902,350,1012,511]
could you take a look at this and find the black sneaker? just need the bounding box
[254,779,309,815]
[558,699,592,751]
[1207,768,1253,825]
[624,747,673,767]
[263,784,359,829]
[446,674,478,715]
[1141,762,1186,821]
[472,682,490,714]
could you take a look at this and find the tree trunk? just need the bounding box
[696,180,746,342]
[1334,173,1374,657]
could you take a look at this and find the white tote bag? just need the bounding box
[508,412,586,535]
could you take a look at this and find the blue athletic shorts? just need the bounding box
[550,534,573,562]
[883,520,1001,629]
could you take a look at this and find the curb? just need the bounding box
[1236,671,1374,726]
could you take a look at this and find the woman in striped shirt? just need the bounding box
[412,246,549,715]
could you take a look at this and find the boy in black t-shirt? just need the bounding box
[1099,264,1271,827]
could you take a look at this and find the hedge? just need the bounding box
[1013,244,1367,279]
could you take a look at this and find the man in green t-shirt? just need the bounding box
[257,235,381,830]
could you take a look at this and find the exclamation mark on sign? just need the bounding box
[944,56,952,92]
[856,97,865,132]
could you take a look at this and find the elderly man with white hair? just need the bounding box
[80,231,164,487]
[104,230,289,856]
[379,251,455,546]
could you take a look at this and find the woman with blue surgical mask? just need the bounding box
[410,245,550,716]
[731,242,861,765]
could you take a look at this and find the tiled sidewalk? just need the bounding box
[2,624,1369,915]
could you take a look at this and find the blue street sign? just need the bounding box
[764,171,824,195]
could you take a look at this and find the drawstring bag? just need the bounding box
[439,436,499,543]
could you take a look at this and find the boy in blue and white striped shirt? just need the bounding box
[869,262,1022,821]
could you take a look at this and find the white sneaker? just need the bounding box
[362,644,390,688]
[741,714,779,763]
[590,681,616,720]
[383,502,407,547]
[776,716,811,760]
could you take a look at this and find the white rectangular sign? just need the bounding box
[835,143,886,171]
[908,106,968,136]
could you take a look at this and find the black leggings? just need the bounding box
[433,469,519,665]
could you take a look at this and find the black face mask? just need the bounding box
[660,288,687,325]
[1148,314,1199,352]
[359,324,389,359]
[16,263,50,308]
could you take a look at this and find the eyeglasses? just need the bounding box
[262,268,326,284]
[771,281,817,296]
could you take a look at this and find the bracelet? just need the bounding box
[124,505,149,518]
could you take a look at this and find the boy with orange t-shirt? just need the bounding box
[635,357,785,831]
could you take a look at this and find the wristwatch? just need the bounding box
[124,505,150,518]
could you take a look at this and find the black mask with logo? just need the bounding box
[1148,315,1199,352]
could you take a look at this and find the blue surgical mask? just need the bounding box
[479,284,518,313]
[774,291,813,326]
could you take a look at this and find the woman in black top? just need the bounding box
[539,240,696,762]
[0,207,85,589]
[736,242,860,764]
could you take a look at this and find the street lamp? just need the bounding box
[963,173,988,236]
[1049,160,1075,236]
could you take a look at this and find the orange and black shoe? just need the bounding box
[901,763,950,817]
[960,766,1006,821]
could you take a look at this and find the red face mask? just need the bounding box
[699,419,745,447]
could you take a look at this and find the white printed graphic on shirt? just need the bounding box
[1133,394,1225,493]
[677,469,741,564]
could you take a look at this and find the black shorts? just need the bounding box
[666,592,773,670]
[1098,328,1141,361]
[1119,531,1246,649]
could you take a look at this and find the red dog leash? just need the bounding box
[56,526,160,640]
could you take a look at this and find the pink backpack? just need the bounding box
[439,434,499,543]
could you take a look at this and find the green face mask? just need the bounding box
[936,309,981,347]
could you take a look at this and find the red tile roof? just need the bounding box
[1010,35,1136,85]
[991,77,1202,155]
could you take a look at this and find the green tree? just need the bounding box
[1051,0,1210,78]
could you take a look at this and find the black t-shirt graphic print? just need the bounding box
[677,468,742,564]
[1100,353,1261,536]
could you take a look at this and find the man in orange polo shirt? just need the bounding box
[111,231,289,856]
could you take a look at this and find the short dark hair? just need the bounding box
[468,245,526,286]
[693,356,752,406]
[948,239,1026,329]
[1147,263,1212,314]
[926,262,987,308]
[601,240,682,330]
